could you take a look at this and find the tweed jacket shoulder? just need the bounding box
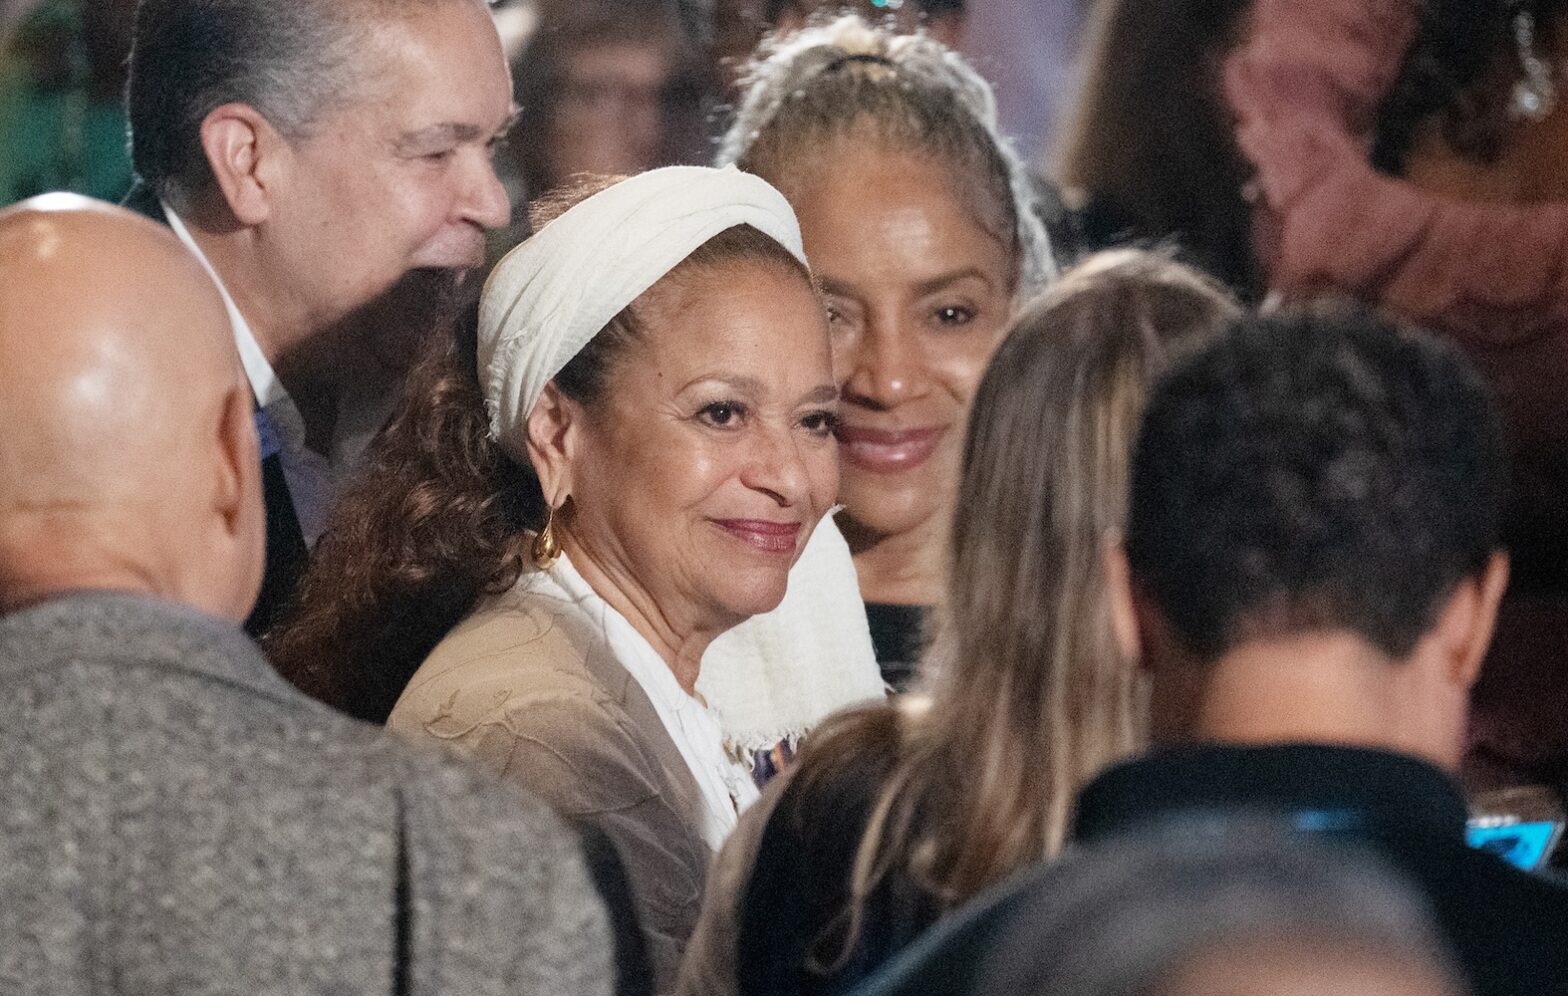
[0,592,614,996]
[388,582,711,995]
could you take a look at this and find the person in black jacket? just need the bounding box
[1076,307,1568,996]
[860,820,1467,996]
[851,306,1568,996]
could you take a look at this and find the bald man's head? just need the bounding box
[0,196,264,620]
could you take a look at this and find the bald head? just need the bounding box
[0,196,264,619]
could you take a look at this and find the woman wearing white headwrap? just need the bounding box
[266,166,882,991]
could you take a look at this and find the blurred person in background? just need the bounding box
[849,821,1466,996]
[123,0,514,636]
[1054,0,1256,294]
[675,251,1239,996]
[504,1,710,210]
[720,15,1052,687]
[0,0,136,204]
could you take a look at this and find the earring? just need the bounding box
[1510,5,1558,122]
[532,504,562,570]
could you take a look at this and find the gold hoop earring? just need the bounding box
[532,504,562,570]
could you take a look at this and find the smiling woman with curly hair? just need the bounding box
[265,166,883,992]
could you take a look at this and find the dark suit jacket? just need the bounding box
[848,744,1568,996]
[124,181,310,637]
[0,591,617,995]
[1070,744,1568,996]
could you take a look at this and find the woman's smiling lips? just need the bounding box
[835,424,946,474]
[711,518,803,554]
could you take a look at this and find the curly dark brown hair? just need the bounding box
[263,306,538,723]
[264,175,813,723]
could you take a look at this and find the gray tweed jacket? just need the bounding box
[0,591,616,996]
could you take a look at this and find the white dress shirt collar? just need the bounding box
[162,202,336,546]
[161,202,288,412]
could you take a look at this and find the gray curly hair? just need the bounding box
[718,15,1055,297]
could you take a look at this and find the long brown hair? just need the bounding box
[265,177,813,722]
[792,249,1241,961]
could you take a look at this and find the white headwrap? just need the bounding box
[479,164,808,458]
[477,165,885,766]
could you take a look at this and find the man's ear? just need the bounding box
[1102,535,1143,666]
[1437,551,1510,689]
[214,382,261,536]
[199,103,286,227]
[524,382,583,509]
[213,379,265,621]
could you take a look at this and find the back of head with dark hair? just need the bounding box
[1125,307,1505,661]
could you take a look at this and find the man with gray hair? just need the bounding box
[0,195,612,995]
[124,0,516,634]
